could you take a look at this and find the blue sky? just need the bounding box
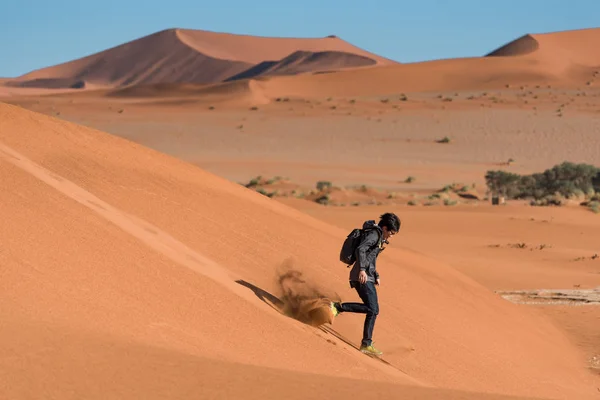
[1,0,598,77]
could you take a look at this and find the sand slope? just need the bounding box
[0,102,597,399]
[4,28,394,89]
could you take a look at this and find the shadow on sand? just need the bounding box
[234,279,392,365]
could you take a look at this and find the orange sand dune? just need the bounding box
[224,50,378,81]
[165,26,600,100]
[488,27,600,67]
[0,101,597,399]
[176,29,395,65]
[101,53,557,104]
[253,55,558,98]
[5,28,395,90]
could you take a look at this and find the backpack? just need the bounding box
[339,227,380,266]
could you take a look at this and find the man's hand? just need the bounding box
[376,278,381,286]
[358,270,367,284]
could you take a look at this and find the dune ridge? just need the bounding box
[224,50,378,81]
[175,28,395,65]
[488,27,600,65]
[0,101,597,399]
[163,26,600,100]
[4,28,394,90]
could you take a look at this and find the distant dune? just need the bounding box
[229,27,600,99]
[4,28,395,90]
[5,27,600,98]
[224,50,378,81]
[487,27,600,65]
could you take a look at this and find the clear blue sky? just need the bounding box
[2,0,599,77]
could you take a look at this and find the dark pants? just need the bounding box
[337,281,379,347]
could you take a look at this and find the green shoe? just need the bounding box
[360,344,383,356]
[329,302,340,318]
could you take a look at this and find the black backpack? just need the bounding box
[339,227,379,266]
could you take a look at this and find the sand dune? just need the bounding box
[160,26,600,101]
[255,27,600,98]
[253,55,558,98]
[5,320,546,400]
[224,50,378,81]
[5,26,600,100]
[0,101,597,399]
[488,27,600,65]
[175,29,395,65]
[4,28,394,90]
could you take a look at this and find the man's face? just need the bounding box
[382,226,398,241]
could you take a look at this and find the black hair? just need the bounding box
[378,212,401,232]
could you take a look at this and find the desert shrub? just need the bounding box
[315,194,330,205]
[485,162,600,202]
[530,195,563,207]
[245,175,263,188]
[256,188,275,198]
[316,181,332,191]
[436,136,451,143]
[405,176,415,183]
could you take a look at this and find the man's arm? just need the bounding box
[356,230,379,271]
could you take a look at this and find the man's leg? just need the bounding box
[332,281,369,315]
[355,281,379,348]
[336,301,369,314]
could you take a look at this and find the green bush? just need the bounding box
[485,162,600,201]
[316,181,333,191]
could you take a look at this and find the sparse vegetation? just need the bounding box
[587,201,600,213]
[245,175,263,188]
[315,194,330,205]
[316,181,332,191]
[404,176,415,183]
[484,162,600,206]
[443,198,458,206]
[436,136,451,144]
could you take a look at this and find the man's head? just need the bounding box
[378,212,401,241]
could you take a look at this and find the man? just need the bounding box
[330,212,401,356]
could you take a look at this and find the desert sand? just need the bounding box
[2,26,600,400]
